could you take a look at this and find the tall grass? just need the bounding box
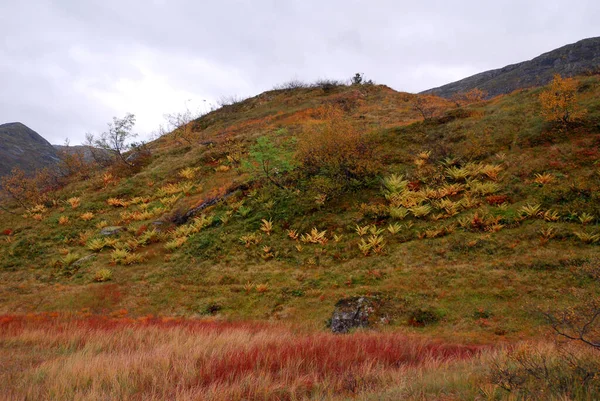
[0,314,481,400]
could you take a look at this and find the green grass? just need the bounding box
[1,76,600,342]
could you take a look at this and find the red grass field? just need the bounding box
[0,313,483,400]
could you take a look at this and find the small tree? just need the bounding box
[55,139,91,179]
[539,74,585,125]
[544,299,600,351]
[410,95,445,121]
[88,114,138,167]
[84,133,112,167]
[351,73,363,85]
[351,73,373,86]
[164,104,204,145]
[0,167,50,207]
[242,135,295,189]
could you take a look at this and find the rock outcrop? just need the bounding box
[330,296,386,333]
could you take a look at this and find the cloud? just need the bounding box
[0,0,598,144]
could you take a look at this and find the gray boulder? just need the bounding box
[100,226,125,236]
[330,296,383,333]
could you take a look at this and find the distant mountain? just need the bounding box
[422,37,600,98]
[0,122,60,176]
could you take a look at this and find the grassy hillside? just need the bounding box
[1,77,600,341]
[1,76,600,399]
[1,314,486,400]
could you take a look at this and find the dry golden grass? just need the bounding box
[0,314,482,401]
[2,77,600,400]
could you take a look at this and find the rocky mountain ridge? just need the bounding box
[0,122,60,176]
[422,36,600,98]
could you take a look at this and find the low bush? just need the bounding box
[296,107,379,192]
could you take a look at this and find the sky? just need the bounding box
[1,1,599,144]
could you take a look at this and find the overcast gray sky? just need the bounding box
[1,1,598,144]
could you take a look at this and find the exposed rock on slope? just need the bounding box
[0,122,59,176]
[422,37,600,98]
[53,144,102,164]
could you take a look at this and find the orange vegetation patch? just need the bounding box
[0,313,483,401]
[280,106,330,125]
[220,112,284,137]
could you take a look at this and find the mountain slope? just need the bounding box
[1,75,599,341]
[0,122,59,176]
[422,36,600,98]
[53,144,104,164]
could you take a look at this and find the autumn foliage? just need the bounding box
[451,88,488,107]
[55,146,91,179]
[410,94,450,121]
[296,107,379,186]
[539,74,586,124]
[0,314,481,401]
[0,167,53,207]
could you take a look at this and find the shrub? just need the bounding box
[539,74,586,124]
[55,141,92,179]
[496,297,600,399]
[410,95,447,121]
[451,88,487,106]
[0,168,50,207]
[272,79,307,90]
[350,72,373,85]
[490,343,600,399]
[242,135,295,189]
[313,78,345,93]
[296,107,379,189]
[305,175,344,201]
[164,107,201,145]
[85,113,139,168]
